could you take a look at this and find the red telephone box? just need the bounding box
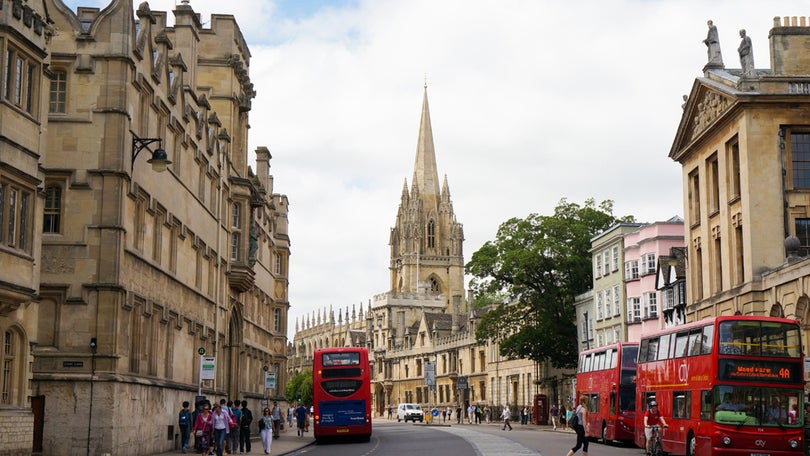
[534,394,548,425]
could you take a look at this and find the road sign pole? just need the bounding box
[197,348,205,396]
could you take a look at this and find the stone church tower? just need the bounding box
[389,86,465,309]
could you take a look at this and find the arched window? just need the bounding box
[429,277,440,294]
[1,328,25,405]
[427,220,436,248]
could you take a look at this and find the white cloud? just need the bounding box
[62,0,808,339]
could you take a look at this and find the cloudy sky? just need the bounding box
[63,0,806,339]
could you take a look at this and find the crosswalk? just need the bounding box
[435,426,542,456]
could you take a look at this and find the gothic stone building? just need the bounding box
[671,16,810,363]
[14,1,291,454]
[0,0,51,453]
[290,88,570,420]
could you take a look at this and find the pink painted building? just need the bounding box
[622,218,684,343]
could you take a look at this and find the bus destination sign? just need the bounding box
[718,359,801,383]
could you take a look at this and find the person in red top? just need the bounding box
[643,400,668,454]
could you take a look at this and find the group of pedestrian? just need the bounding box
[179,398,253,455]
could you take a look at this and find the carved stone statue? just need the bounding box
[703,20,724,68]
[738,29,755,77]
[248,220,259,263]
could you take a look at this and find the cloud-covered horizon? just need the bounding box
[62,0,807,339]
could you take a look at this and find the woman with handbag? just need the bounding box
[259,407,274,455]
[192,402,214,455]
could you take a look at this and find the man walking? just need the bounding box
[178,401,192,453]
[501,405,513,431]
[229,400,242,454]
[239,400,253,453]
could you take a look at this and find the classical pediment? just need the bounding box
[670,80,736,160]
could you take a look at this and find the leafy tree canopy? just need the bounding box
[466,198,633,369]
[285,370,313,405]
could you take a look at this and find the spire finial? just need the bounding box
[424,73,427,89]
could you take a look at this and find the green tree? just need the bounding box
[466,198,633,369]
[285,370,313,405]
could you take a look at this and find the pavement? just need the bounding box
[150,418,571,455]
[150,426,316,456]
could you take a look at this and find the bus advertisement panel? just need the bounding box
[576,342,639,443]
[312,347,372,441]
[635,316,803,456]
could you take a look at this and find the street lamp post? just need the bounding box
[86,337,97,456]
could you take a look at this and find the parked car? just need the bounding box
[397,403,423,422]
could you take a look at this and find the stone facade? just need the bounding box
[669,16,810,366]
[9,1,291,455]
[289,87,570,423]
[0,0,52,453]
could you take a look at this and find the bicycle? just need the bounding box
[647,424,668,456]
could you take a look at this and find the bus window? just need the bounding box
[644,392,657,411]
[639,339,649,363]
[608,348,617,369]
[647,338,659,362]
[761,322,801,357]
[701,325,714,354]
[673,391,691,419]
[687,329,702,356]
[590,393,600,413]
[584,354,592,372]
[700,390,712,421]
[657,334,671,360]
[674,332,689,358]
[621,345,638,369]
[610,391,616,415]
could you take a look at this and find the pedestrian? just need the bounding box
[296,402,308,437]
[219,399,233,454]
[467,405,473,424]
[288,404,295,429]
[388,405,393,419]
[501,405,513,431]
[229,400,241,454]
[475,405,481,424]
[565,396,589,456]
[456,406,462,424]
[211,403,230,456]
[179,401,193,454]
[307,405,313,432]
[259,407,273,455]
[239,400,253,453]
[566,405,573,429]
[271,401,282,439]
[192,401,213,455]
[484,406,490,423]
[550,403,559,430]
[442,408,447,422]
[521,406,528,425]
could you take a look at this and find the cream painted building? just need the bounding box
[290,87,570,423]
[19,1,291,455]
[670,17,810,360]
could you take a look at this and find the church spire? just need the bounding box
[413,85,440,202]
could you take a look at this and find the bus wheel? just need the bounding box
[600,423,608,445]
[686,432,696,456]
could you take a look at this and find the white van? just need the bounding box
[396,403,423,422]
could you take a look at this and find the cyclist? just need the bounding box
[644,400,669,455]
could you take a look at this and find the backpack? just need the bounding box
[229,412,238,430]
[242,408,253,426]
[179,410,191,427]
[569,406,580,427]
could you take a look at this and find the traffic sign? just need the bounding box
[200,355,215,380]
[457,376,468,390]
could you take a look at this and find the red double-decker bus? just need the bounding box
[635,316,804,456]
[312,347,372,441]
[576,342,639,443]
